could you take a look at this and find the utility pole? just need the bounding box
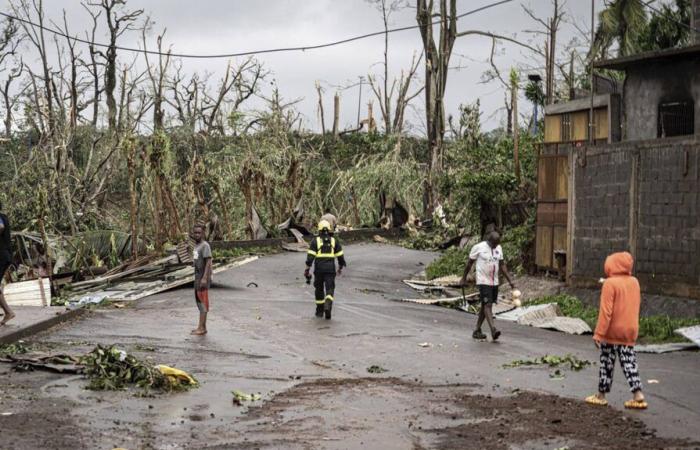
[589,0,595,143]
[356,76,364,128]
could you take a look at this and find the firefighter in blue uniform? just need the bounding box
[304,220,346,319]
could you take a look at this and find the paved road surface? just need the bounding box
[1,243,698,449]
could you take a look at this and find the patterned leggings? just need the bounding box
[598,343,643,393]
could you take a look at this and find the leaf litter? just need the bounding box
[503,354,592,379]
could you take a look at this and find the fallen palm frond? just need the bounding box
[80,345,198,392]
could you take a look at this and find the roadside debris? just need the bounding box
[3,353,80,374]
[418,342,432,348]
[232,390,262,405]
[64,255,257,305]
[3,278,51,307]
[80,345,198,392]
[367,365,388,374]
[637,342,698,353]
[675,325,700,346]
[0,341,30,355]
[503,354,591,372]
[373,235,388,244]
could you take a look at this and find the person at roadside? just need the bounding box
[585,252,647,409]
[460,231,515,341]
[305,220,346,320]
[320,208,337,234]
[191,225,212,336]
[0,202,15,326]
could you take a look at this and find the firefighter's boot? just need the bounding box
[315,303,324,318]
[324,295,333,320]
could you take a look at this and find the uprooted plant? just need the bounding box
[80,345,198,393]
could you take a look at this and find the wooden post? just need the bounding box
[512,74,521,184]
[367,101,374,132]
[332,93,340,138]
[566,147,576,283]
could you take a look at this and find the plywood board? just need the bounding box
[3,278,51,307]
[538,157,558,200]
[535,226,553,267]
[555,156,568,200]
[544,115,562,143]
[553,226,567,254]
[572,111,589,141]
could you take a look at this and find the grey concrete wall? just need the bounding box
[570,140,700,300]
[571,148,632,277]
[623,59,700,141]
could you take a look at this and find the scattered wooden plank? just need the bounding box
[68,256,258,303]
[4,278,51,307]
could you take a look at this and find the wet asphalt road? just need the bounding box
[5,243,700,449]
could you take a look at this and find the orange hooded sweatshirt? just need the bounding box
[593,252,641,346]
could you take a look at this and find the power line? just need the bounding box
[0,0,514,59]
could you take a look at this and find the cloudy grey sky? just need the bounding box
[16,0,609,132]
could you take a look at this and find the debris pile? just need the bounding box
[80,345,198,392]
[62,253,257,307]
[0,344,198,393]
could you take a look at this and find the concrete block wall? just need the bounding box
[570,140,700,299]
[571,148,631,277]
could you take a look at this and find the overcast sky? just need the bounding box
[15,0,610,132]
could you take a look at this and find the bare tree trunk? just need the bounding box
[332,93,340,138]
[417,0,457,213]
[88,0,143,131]
[511,74,520,183]
[315,81,326,134]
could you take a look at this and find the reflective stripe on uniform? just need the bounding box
[325,295,334,302]
[315,299,325,305]
[311,237,338,258]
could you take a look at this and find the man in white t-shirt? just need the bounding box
[460,231,515,341]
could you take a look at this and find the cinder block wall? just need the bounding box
[570,139,700,299]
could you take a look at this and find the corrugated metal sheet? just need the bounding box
[525,316,592,335]
[675,325,700,346]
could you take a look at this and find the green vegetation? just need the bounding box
[503,354,591,371]
[80,345,197,392]
[526,294,700,344]
[0,341,30,356]
[425,247,469,280]
[366,365,389,374]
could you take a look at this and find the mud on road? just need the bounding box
[2,372,694,450]
[2,244,700,449]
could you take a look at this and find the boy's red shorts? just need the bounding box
[195,289,209,313]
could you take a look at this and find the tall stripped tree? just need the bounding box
[367,0,424,135]
[416,0,457,212]
[86,0,143,131]
[0,17,24,138]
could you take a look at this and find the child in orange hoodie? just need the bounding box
[585,252,647,409]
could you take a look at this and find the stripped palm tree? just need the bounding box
[592,0,648,59]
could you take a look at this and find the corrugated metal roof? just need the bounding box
[595,44,700,71]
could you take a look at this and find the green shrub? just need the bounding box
[426,247,469,280]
